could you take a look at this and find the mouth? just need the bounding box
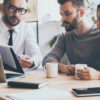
[10,16,18,20]
[10,17,19,23]
[11,17,18,21]
[64,23,70,28]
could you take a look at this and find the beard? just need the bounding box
[3,13,20,26]
[63,14,81,32]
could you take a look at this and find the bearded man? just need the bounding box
[43,0,100,80]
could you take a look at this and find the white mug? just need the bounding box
[45,63,58,78]
[75,64,87,79]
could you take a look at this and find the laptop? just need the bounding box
[0,45,24,73]
[0,45,26,82]
[0,55,25,82]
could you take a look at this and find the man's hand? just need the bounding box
[18,55,34,68]
[76,67,100,80]
[58,63,75,75]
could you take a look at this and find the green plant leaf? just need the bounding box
[48,35,58,47]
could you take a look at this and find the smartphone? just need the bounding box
[72,87,100,97]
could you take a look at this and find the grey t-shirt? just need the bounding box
[43,24,100,70]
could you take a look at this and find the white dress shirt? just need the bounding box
[0,19,42,68]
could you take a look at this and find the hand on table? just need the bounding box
[58,63,75,75]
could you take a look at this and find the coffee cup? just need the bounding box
[45,63,58,78]
[75,64,87,79]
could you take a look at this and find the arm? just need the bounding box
[42,33,66,66]
[43,33,75,74]
[22,24,42,68]
[50,60,75,75]
[58,63,75,75]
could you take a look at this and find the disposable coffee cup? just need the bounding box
[75,64,87,79]
[45,63,58,78]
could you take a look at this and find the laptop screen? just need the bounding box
[0,45,24,74]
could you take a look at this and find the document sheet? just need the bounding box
[7,87,71,100]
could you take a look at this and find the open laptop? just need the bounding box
[0,45,24,73]
[0,55,25,82]
[0,45,26,82]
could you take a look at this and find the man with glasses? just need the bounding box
[43,0,100,80]
[0,0,42,69]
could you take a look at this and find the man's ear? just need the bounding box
[0,3,5,15]
[80,9,85,17]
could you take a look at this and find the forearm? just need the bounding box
[42,53,60,66]
[43,35,65,66]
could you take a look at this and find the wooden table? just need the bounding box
[0,69,100,100]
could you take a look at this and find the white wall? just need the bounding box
[38,0,63,56]
[39,21,65,56]
[38,0,61,23]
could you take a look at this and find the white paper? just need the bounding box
[7,88,71,100]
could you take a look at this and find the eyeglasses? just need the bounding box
[6,4,27,15]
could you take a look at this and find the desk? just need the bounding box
[0,70,100,100]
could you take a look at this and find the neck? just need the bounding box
[74,17,92,35]
[2,17,15,29]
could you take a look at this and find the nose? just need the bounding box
[61,14,66,22]
[14,9,20,17]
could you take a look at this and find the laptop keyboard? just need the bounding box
[5,73,24,79]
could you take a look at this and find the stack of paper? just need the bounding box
[7,88,71,100]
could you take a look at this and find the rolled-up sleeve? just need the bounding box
[42,33,66,66]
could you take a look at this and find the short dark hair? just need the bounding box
[97,4,100,11]
[4,0,28,5]
[57,0,85,8]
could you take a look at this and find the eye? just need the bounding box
[9,7,16,12]
[7,5,16,12]
[65,12,72,16]
[19,8,26,13]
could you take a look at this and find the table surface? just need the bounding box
[0,69,100,100]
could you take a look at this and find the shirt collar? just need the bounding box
[0,18,22,34]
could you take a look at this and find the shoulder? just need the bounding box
[59,31,70,36]
[89,24,100,34]
[57,31,70,42]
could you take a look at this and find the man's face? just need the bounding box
[60,1,81,31]
[3,0,27,27]
[96,8,100,30]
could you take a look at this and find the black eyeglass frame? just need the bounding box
[6,4,27,15]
